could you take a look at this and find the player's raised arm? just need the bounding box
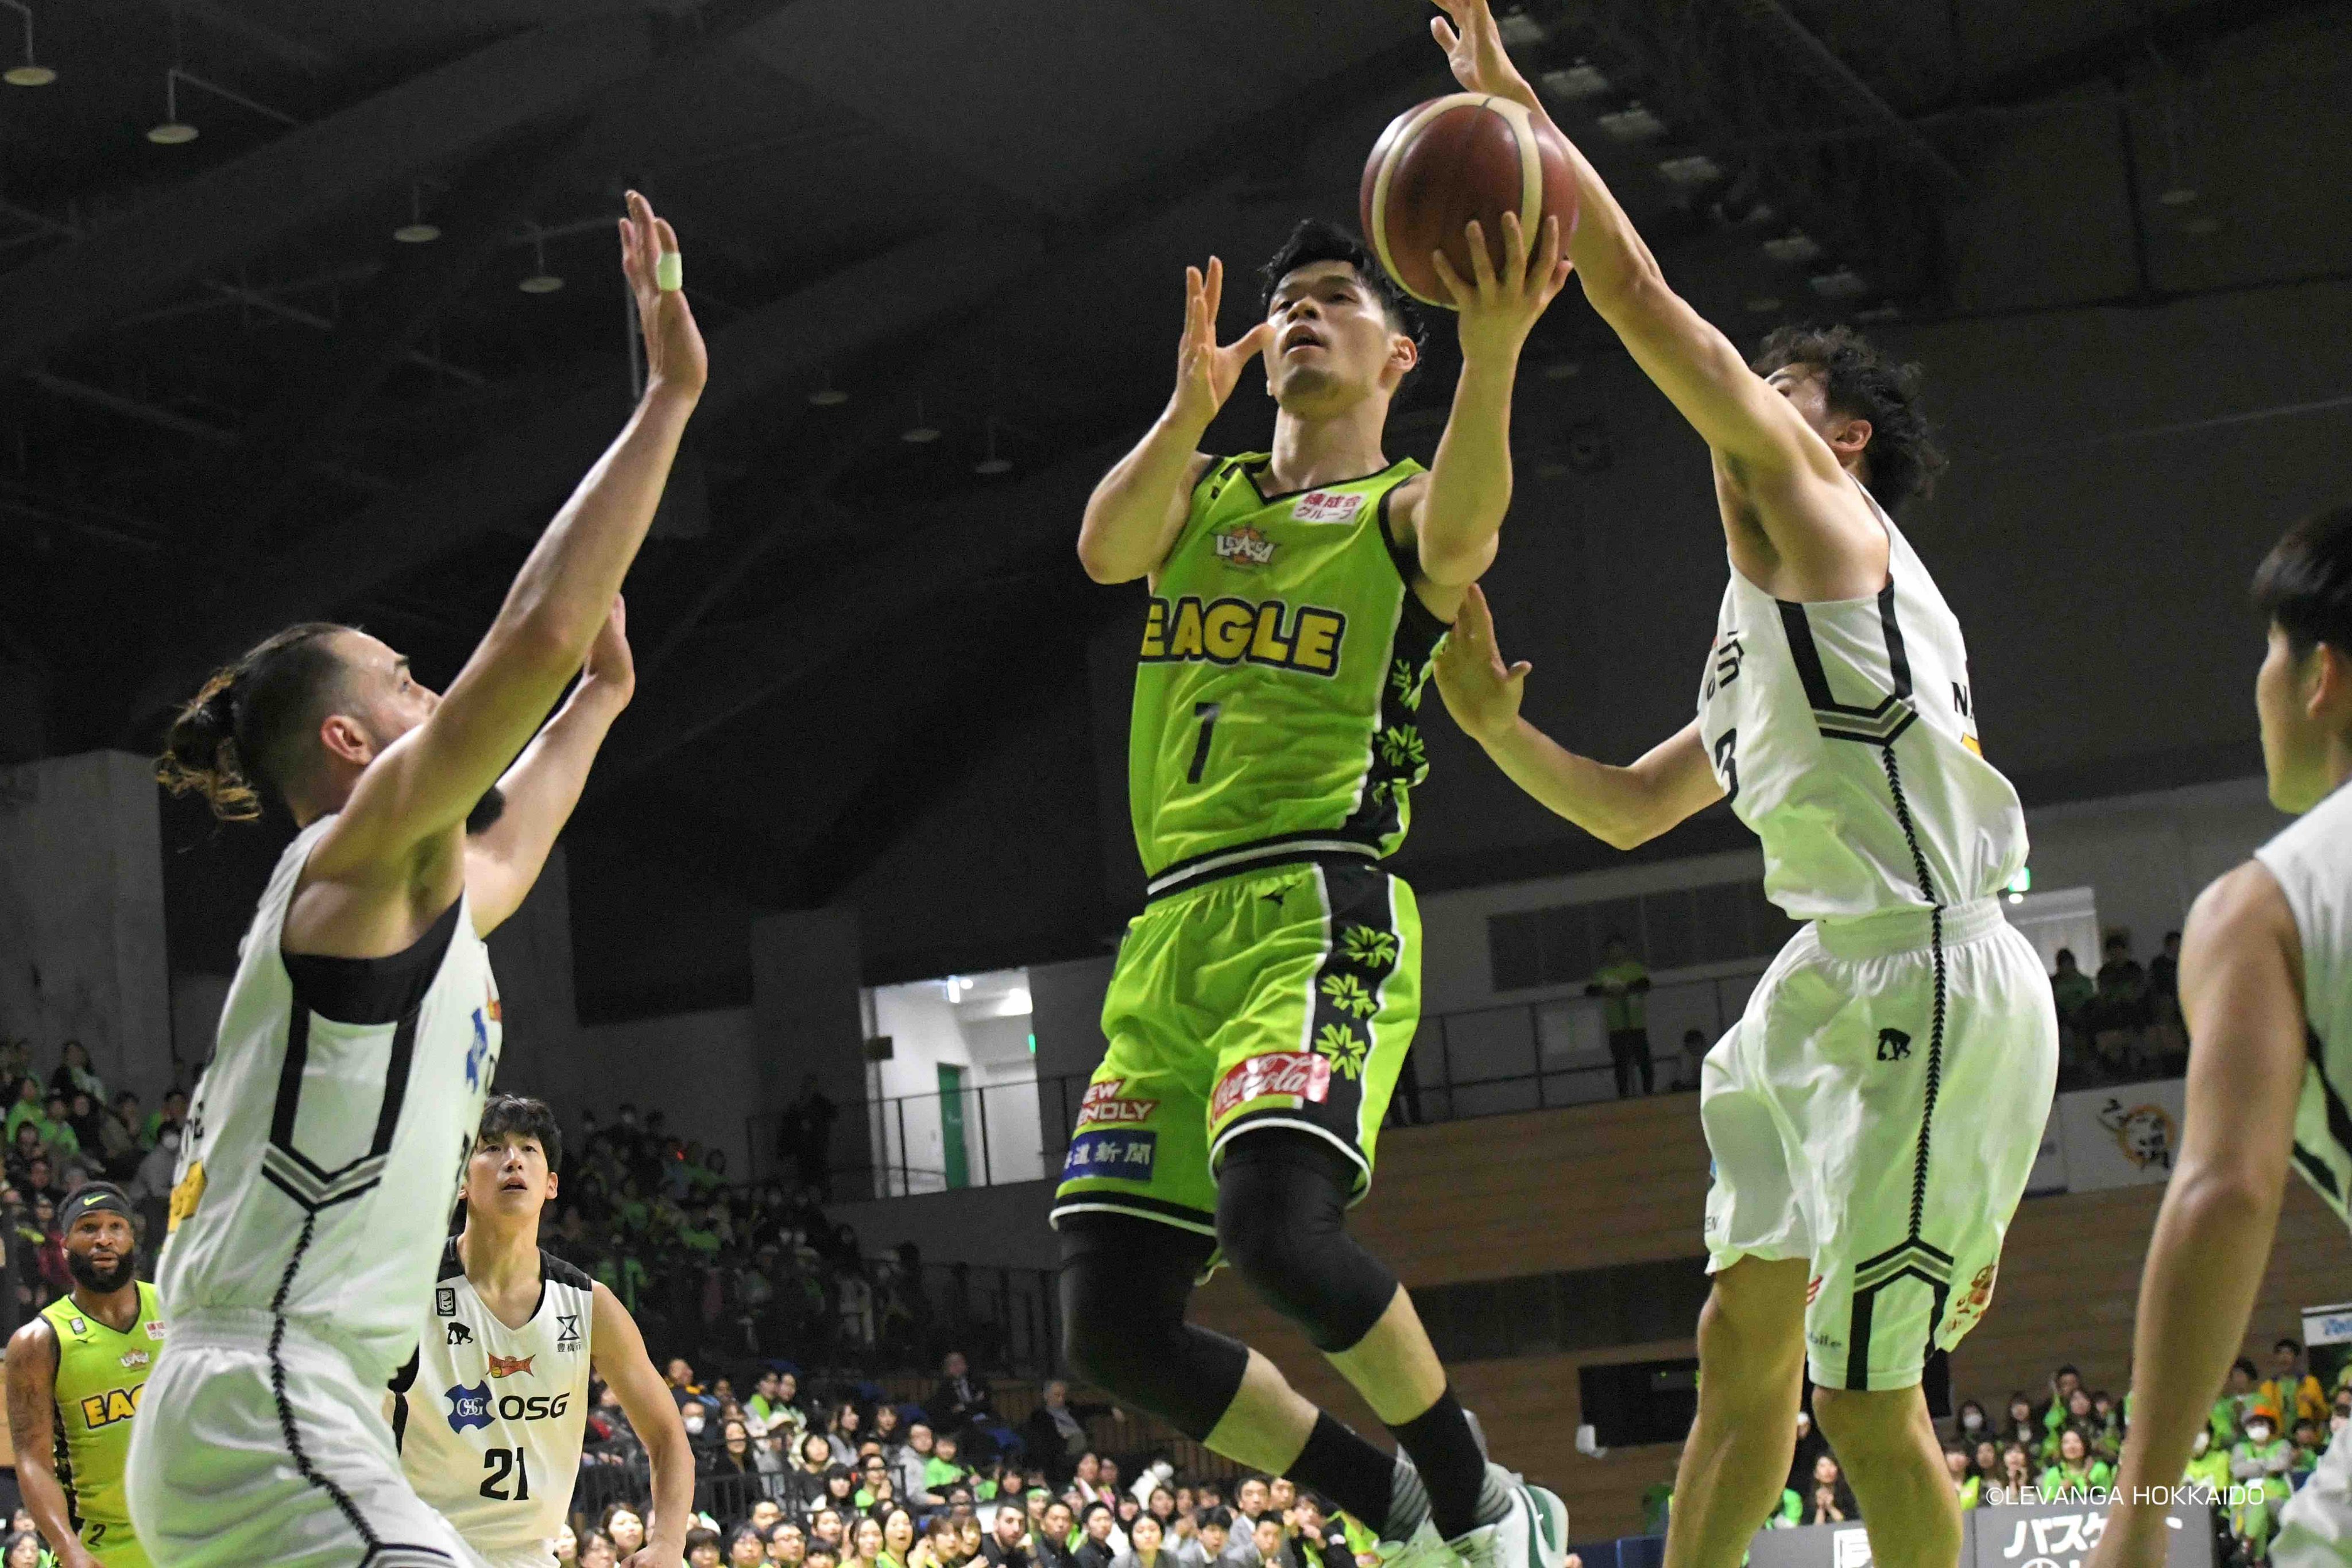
[1393,210,1570,593]
[1433,584,1723,849]
[311,192,705,888]
[1077,257,1272,585]
[1428,2,1873,574]
[463,596,635,936]
[2091,862,2308,1568]
[6,1322,96,1568]
[590,1280,694,1568]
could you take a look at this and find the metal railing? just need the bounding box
[751,965,1771,1198]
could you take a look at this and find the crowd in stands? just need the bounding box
[0,1037,187,1334]
[1630,1339,2349,1563]
[554,1352,1422,1568]
[2050,928,2188,1088]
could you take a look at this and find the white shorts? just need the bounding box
[126,1309,493,1568]
[2278,1422,2352,1563]
[1700,899,2058,1391]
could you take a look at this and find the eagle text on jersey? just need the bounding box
[1140,597,1346,677]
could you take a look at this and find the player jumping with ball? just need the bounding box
[1422,3,2057,1566]
[1054,186,1569,1568]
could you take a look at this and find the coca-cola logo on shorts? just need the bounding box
[1212,1052,1333,1121]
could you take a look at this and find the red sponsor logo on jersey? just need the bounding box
[488,1353,535,1379]
[1212,1052,1333,1121]
[486,994,502,1023]
[144,1320,166,1340]
[1292,490,1364,525]
[1078,1079,1158,1126]
[1805,1275,1823,1306]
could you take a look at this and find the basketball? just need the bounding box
[1360,92,1578,309]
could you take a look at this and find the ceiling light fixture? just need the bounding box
[808,371,849,407]
[1498,9,1548,47]
[1655,153,1722,187]
[393,184,439,244]
[1809,267,1868,298]
[900,397,939,444]
[146,67,197,142]
[517,231,563,293]
[1761,231,1820,264]
[2,0,53,86]
[1538,61,1610,100]
[1744,296,1782,314]
[974,419,1011,475]
[1597,103,1666,142]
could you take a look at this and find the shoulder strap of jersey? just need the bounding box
[540,1247,594,1293]
[439,1236,465,1281]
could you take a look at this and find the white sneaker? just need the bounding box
[1447,1467,1570,1568]
[1372,1517,1457,1568]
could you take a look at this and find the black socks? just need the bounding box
[1387,1387,1492,1540]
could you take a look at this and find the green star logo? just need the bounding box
[1378,725,1426,772]
[1315,1022,1369,1078]
[1340,926,1398,968]
[1388,658,1431,711]
[1320,973,1378,1019]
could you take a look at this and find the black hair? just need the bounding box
[478,1094,563,1172]
[2253,502,2352,661]
[2278,1337,2304,1354]
[2236,1356,2260,1379]
[2056,1364,2080,1378]
[156,622,357,822]
[1199,1509,1233,1530]
[1260,218,1425,379]
[1750,324,1946,511]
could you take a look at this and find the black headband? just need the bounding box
[58,1183,132,1232]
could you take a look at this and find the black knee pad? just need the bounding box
[1057,1213,1247,1440]
[1214,1131,1399,1353]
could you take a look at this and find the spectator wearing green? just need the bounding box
[3,1078,46,1146]
[1944,1449,1980,1509]
[2226,1410,2294,1559]
[1585,934,1654,1098]
[2037,1428,2111,1497]
[2182,1427,2230,1495]
[2049,949,2095,1028]
[34,1091,77,1163]
[925,1431,970,1497]
[140,1087,188,1150]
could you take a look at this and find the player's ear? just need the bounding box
[2307,641,2350,720]
[1828,414,1871,462]
[319,711,374,766]
[1389,332,1419,380]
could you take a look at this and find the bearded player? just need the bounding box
[394,1095,693,1568]
[1423,4,2057,1565]
[1054,207,1570,1568]
[6,1184,165,1568]
[2089,506,2352,1568]
[127,191,703,1568]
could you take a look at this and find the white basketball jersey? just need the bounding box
[2254,781,2352,1225]
[396,1240,595,1558]
[159,815,502,1387]
[1696,485,2028,921]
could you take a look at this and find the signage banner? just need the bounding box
[1743,1503,2213,1568]
[2055,1080,2187,1192]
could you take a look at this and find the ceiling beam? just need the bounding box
[590,434,1126,784]
[123,223,1046,730]
[0,11,659,377]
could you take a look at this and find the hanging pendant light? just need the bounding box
[518,230,563,293]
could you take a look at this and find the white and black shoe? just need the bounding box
[1447,1465,1570,1568]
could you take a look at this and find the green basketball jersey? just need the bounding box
[1131,454,1445,893]
[40,1281,164,1546]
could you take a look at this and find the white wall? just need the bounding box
[571,1006,762,1178]
[866,970,1043,1191]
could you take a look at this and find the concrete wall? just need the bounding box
[0,751,174,1100]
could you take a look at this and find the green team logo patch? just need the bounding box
[1340,926,1398,967]
[1314,1023,1370,1079]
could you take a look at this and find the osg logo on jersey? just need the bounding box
[444,1380,570,1434]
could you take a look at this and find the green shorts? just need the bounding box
[1049,857,1422,1238]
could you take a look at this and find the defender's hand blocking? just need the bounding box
[1432,0,1537,104]
[1433,583,1531,744]
[619,190,707,398]
[1433,210,1570,361]
[1169,256,1275,435]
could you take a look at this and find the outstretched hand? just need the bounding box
[1431,0,1537,104]
[1432,210,1570,359]
[1432,583,1531,744]
[619,189,707,400]
[1169,256,1275,435]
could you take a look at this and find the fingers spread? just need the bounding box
[1464,219,1497,292]
[1500,210,1528,284]
[1430,249,1471,308]
[1205,255,1224,321]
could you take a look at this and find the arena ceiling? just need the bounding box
[2,0,2344,991]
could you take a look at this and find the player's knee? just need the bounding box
[1214,1138,1396,1353]
[1062,1304,1142,1399]
[1811,1386,1927,1458]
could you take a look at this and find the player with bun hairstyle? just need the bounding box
[1425,4,2056,1566]
[126,191,705,1568]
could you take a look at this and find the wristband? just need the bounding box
[655,251,683,293]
